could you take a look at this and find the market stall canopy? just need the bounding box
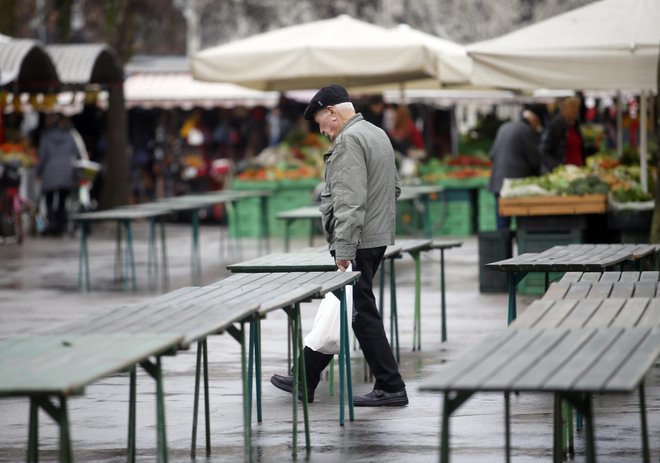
[124,73,279,109]
[46,44,123,88]
[467,0,660,91]
[0,38,59,91]
[191,15,442,91]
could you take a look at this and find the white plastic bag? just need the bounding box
[304,265,353,355]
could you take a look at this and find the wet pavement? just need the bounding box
[0,223,658,462]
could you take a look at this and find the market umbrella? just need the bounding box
[467,0,659,191]
[191,15,442,91]
[466,0,659,91]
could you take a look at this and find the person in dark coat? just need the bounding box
[487,104,545,230]
[37,114,83,236]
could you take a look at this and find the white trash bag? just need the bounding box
[304,264,353,355]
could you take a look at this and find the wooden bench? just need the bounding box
[420,326,660,463]
[0,333,182,463]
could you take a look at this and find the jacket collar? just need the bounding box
[325,113,363,157]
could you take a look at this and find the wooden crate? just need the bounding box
[499,194,607,217]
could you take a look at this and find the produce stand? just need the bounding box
[499,194,607,217]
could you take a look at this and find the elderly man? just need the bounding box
[270,84,408,407]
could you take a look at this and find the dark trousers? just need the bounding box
[44,189,71,235]
[303,246,405,393]
[494,194,511,230]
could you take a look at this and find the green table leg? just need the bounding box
[411,250,422,351]
[439,248,447,342]
[123,221,137,291]
[140,357,169,463]
[32,397,73,463]
[77,222,90,291]
[159,220,169,290]
[390,258,400,364]
[507,272,527,324]
[128,365,136,462]
[440,391,473,463]
[27,399,38,462]
[255,318,263,423]
[504,392,511,463]
[259,195,270,254]
[191,341,202,458]
[639,382,650,463]
[295,303,311,452]
[227,323,251,458]
[191,210,201,285]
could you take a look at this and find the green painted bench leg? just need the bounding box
[390,258,400,364]
[338,293,346,426]
[113,221,121,282]
[32,397,73,463]
[140,357,168,463]
[128,366,136,463]
[202,339,210,455]
[27,399,38,462]
[441,391,473,463]
[148,218,157,288]
[123,221,136,291]
[342,290,354,422]
[439,248,447,342]
[639,382,650,463]
[191,341,202,458]
[566,401,574,455]
[412,250,422,351]
[247,322,255,426]
[226,323,251,459]
[504,392,511,463]
[295,303,311,452]
[77,222,90,291]
[553,394,563,463]
[159,220,169,290]
[259,196,270,254]
[256,318,263,423]
[507,272,527,324]
[191,210,201,285]
[290,305,300,454]
[562,392,596,463]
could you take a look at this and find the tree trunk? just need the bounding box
[100,85,129,209]
[650,50,660,243]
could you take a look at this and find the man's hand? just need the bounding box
[336,259,351,272]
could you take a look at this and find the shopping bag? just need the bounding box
[304,265,353,355]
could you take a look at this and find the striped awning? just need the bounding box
[0,39,59,90]
[124,73,279,109]
[46,44,122,87]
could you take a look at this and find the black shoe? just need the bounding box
[270,374,314,403]
[353,388,408,407]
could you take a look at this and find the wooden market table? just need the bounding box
[0,333,182,463]
[486,244,658,324]
[227,253,360,428]
[498,194,607,217]
[420,326,660,463]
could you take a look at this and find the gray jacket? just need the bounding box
[319,114,401,261]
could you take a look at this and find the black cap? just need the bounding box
[303,84,350,120]
[523,103,547,122]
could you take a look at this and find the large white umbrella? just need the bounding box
[467,0,659,91]
[191,15,442,91]
[467,0,659,191]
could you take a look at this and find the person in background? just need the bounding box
[270,84,408,407]
[388,105,425,156]
[362,95,386,129]
[37,114,84,236]
[487,104,546,230]
[540,96,584,173]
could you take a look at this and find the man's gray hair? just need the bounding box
[334,101,355,114]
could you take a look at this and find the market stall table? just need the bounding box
[420,326,660,463]
[227,254,360,427]
[486,244,657,324]
[71,208,173,291]
[0,333,182,463]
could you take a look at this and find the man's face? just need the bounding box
[314,107,337,141]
